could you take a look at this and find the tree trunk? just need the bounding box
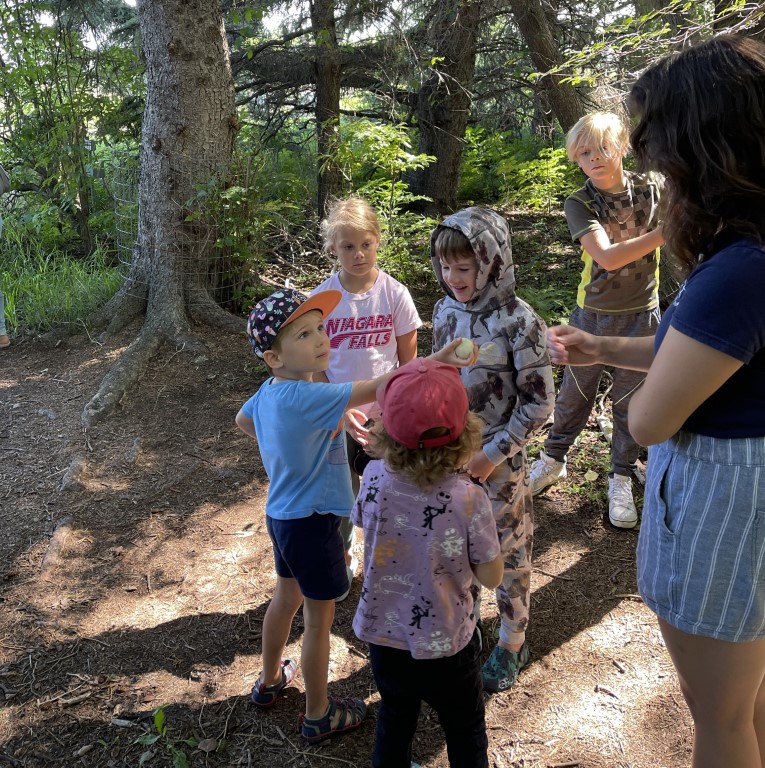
[82,0,239,427]
[634,0,682,34]
[508,0,587,132]
[407,0,482,215]
[310,0,343,218]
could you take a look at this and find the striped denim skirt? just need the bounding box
[637,430,765,642]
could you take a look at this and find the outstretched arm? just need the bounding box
[547,325,655,371]
[346,338,475,410]
[628,327,742,446]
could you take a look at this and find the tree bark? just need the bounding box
[407,0,482,215]
[82,0,239,427]
[507,0,587,132]
[310,0,343,217]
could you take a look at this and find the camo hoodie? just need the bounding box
[431,207,555,465]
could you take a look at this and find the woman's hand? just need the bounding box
[548,326,655,372]
[546,325,603,366]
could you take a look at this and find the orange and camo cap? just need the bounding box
[246,288,341,358]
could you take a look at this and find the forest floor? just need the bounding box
[0,211,693,768]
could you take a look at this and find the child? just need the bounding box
[314,197,422,600]
[529,112,664,529]
[430,207,555,693]
[353,357,503,767]
[235,287,467,742]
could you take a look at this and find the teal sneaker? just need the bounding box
[482,642,529,693]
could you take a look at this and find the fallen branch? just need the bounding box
[60,691,92,707]
[40,516,74,576]
[534,567,573,581]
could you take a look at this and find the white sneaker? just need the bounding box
[608,474,638,529]
[530,452,567,495]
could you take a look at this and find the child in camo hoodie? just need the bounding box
[430,207,555,692]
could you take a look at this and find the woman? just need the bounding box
[548,35,765,767]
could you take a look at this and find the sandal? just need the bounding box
[299,696,367,743]
[0,335,9,349]
[250,658,297,708]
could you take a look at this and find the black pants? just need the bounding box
[347,433,373,477]
[369,629,488,768]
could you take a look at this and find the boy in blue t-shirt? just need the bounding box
[236,287,469,743]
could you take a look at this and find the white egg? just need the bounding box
[456,338,474,358]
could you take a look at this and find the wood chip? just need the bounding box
[60,692,92,706]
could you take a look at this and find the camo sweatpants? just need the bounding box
[544,306,660,476]
[474,448,533,646]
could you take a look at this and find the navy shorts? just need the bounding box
[637,431,765,642]
[266,513,349,601]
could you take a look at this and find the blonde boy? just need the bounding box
[530,112,664,528]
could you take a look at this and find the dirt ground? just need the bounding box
[0,225,694,768]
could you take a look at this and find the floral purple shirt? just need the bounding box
[352,460,500,659]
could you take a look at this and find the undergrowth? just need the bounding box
[0,223,122,335]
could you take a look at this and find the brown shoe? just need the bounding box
[0,335,9,349]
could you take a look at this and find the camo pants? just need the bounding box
[474,449,533,646]
[544,306,660,476]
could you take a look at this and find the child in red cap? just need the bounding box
[352,357,503,768]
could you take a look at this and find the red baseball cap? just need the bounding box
[377,358,469,449]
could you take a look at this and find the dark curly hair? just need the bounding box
[629,34,765,273]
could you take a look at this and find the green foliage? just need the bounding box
[332,120,434,188]
[551,0,761,97]
[459,127,517,202]
[499,144,581,212]
[0,1,143,257]
[135,707,200,768]
[185,150,311,313]
[0,221,122,334]
[461,131,581,212]
[511,215,579,328]
[332,119,438,288]
[357,177,438,290]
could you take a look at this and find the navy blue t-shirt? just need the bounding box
[654,238,765,437]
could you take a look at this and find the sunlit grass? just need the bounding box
[0,227,122,334]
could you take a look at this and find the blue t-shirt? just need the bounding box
[655,238,765,437]
[241,379,355,519]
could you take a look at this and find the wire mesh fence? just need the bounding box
[107,150,334,313]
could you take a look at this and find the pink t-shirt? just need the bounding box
[313,270,422,386]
